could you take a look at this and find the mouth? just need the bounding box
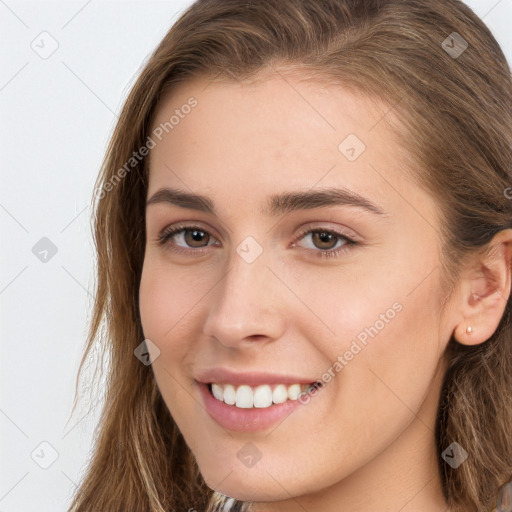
[198,380,322,432]
[195,368,323,431]
[206,381,321,409]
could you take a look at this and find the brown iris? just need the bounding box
[311,231,338,250]
[184,228,210,248]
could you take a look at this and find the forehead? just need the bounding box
[146,71,437,228]
[150,71,388,150]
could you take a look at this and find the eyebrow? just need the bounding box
[146,186,387,217]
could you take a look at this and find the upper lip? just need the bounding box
[196,368,318,386]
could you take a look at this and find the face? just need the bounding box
[139,71,454,509]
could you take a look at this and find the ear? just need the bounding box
[453,228,512,346]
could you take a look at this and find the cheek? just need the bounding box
[138,263,199,424]
[332,288,443,430]
[139,259,205,342]
[138,258,219,399]
[305,295,442,472]
[315,270,443,422]
[139,265,171,342]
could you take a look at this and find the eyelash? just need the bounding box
[156,222,358,259]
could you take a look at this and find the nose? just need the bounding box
[202,243,287,349]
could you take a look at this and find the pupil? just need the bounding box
[187,229,208,247]
[314,231,335,249]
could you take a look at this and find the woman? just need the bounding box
[68,1,512,511]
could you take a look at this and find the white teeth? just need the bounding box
[287,383,301,400]
[272,384,288,404]
[211,383,224,401]
[223,384,236,405]
[209,382,313,408]
[253,385,273,408]
[235,385,253,408]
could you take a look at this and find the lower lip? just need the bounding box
[198,382,311,432]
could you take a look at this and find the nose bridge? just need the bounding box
[203,238,286,346]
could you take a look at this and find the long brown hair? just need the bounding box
[68,1,512,511]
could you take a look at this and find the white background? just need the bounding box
[1,1,511,510]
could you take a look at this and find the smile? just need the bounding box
[208,382,317,409]
[199,380,321,432]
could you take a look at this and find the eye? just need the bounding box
[156,223,219,254]
[291,227,358,259]
[156,223,359,259]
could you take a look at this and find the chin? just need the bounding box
[200,462,304,503]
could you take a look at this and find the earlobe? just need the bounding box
[453,228,512,346]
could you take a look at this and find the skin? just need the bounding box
[138,69,512,511]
